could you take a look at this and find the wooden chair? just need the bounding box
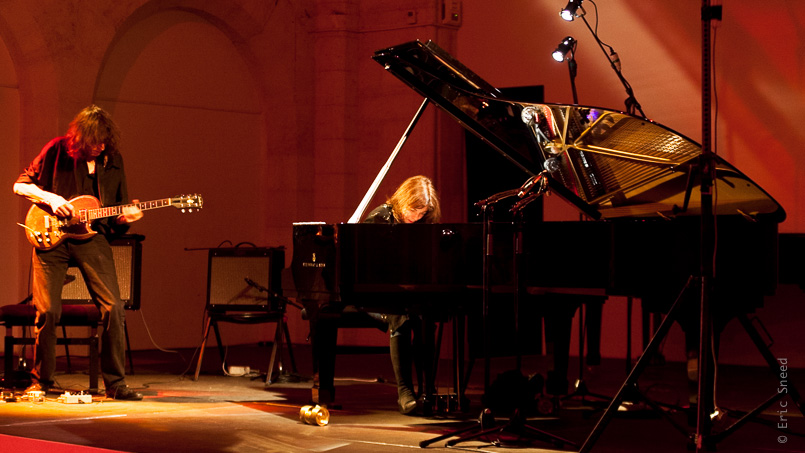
[0,301,101,392]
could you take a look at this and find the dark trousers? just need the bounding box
[31,235,127,389]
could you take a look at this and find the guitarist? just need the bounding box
[12,105,144,400]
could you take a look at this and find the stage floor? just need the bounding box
[1,344,803,452]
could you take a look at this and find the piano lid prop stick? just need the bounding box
[347,98,430,223]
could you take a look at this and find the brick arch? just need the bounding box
[94,0,269,112]
[88,3,283,350]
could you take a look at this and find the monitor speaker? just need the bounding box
[206,247,285,311]
[61,235,143,310]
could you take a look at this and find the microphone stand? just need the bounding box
[576,6,645,117]
[422,176,578,449]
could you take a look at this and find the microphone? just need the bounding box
[245,277,268,293]
[521,106,539,125]
[475,188,519,207]
[544,157,560,173]
[518,174,543,198]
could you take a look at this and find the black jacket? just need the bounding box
[17,136,131,238]
[363,203,397,224]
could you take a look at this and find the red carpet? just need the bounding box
[0,434,125,452]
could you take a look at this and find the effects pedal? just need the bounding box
[24,390,45,402]
[57,391,92,404]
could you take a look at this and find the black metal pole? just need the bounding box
[568,57,579,105]
[695,1,720,450]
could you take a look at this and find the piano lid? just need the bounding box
[372,40,785,222]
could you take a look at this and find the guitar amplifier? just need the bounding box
[206,247,285,311]
[61,235,143,310]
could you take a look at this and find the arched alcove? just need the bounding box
[95,9,268,349]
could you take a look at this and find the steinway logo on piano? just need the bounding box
[302,253,326,268]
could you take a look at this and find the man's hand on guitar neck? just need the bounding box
[116,200,143,224]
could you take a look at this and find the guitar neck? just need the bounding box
[86,198,173,221]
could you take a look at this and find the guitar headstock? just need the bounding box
[171,194,203,213]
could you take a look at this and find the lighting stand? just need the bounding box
[556,34,609,410]
[561,303,611,407]
[567,54,579,105]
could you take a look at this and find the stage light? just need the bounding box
[552,36,577,62]
[560,0,583,21]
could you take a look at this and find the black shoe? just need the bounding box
[398,389,417,415]
[106,385,143,401]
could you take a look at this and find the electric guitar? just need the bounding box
[20,194,203,250]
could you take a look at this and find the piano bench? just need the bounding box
[0,303,101,392]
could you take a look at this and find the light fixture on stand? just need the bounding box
[555,0,645,117]
[559,0,584,21]
[551,36,579,105]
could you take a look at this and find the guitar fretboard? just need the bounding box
[86,198,173,221]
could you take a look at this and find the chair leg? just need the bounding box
[193,315,213,381]
[124,320,135,375]
[89,326,99,393]
[283,320,297,373]
[4,334,15,383]
[212,321,226,370]
[62,325,73,373]
[266,316,284,385]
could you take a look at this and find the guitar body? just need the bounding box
[24,195,102,250]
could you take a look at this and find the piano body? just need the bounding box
[286,40,785,407]
[369,40,784,329]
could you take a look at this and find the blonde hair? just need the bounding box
[387,175,441,223]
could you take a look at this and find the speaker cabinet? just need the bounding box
[61,235,143,310]
[206,247,285,311]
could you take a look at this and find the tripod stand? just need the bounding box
[578,2,801,451]
[579,275,805,452]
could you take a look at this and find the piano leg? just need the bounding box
[309,315,338,406]
[585,298,604,366]
[542,296,581,396]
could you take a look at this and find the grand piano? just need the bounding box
[286,40,785,409]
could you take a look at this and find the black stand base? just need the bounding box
[580,279,805,452]
[419,408,578,449]
[562,379,612,409]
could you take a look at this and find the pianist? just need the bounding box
[363,175,441,415]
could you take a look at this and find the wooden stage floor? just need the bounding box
[1,344,803,452]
